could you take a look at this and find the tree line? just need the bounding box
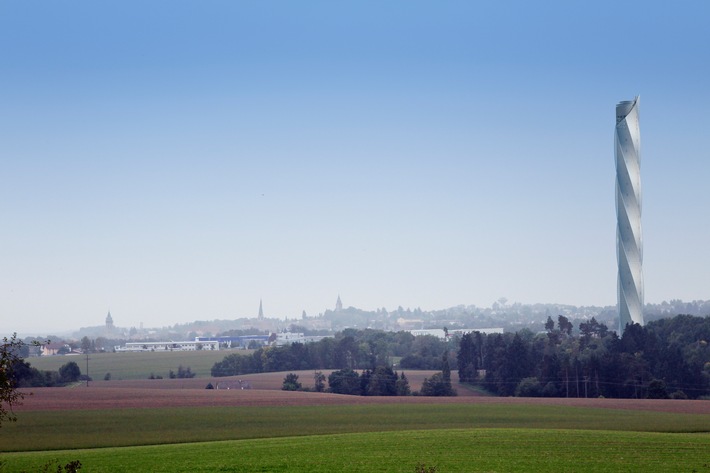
[280,353,456,397]
[210,314,709,399]
[458,315,710,399]
[210,328,449,377]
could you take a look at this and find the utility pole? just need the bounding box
[85,352,90,387]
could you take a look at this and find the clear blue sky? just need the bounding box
[2,1,709,335]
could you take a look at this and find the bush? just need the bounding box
[647,378,669,399]
[542,381,559,397]
[58,362,81,383]
[205,383,214,389]
[515,377,543,397]
[420,373,456,396]
[328,369,361,395]
[282,373,302,391]
[37,459,82,472]
[170,365,196,379]
[314,371,326,392]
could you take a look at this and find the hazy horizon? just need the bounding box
[2,2,709,335]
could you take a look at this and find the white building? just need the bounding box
[115,340,219,352]
[408,328,504,340]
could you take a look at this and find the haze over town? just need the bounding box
[2,2,709,336]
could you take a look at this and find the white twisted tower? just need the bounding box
[615,96,644,332]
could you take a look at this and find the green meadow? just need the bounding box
[2,428,709,473]
[1,403,709,471]
[27,350,244,380]
[2,403,710,452]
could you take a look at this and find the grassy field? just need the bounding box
[2,428,709,472]
[3,372,709,472]
[2,402,709,452]
[26,350,246,380]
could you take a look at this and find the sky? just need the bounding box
[2,1,709,336]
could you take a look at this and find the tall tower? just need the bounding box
[615,96,644,332]
[258,299,264,320]
[335,295,343,312]
[105,310,114,331]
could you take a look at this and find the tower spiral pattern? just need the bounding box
[615,96,644,332]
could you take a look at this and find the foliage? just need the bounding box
[211,329,446,377]
[515,377,543,397]
[29,350,227,380]
[366,366,397,396]
[395,372,411,396]
[418,353,456,397]
[458,315,710,399]
[327,369,361,395]
[58,362,81,383]
[282,373,302,391]
[420,373,456,396]
[313,371,326,392]
[1,334,26,427]
[399,335,448,370]
[30,459,82,473]
[169,365,195,379]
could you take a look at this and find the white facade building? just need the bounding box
[115,340,219,352]
[615,96,644,332]
[408,328,504,340]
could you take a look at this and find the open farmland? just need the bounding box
[2,374,709,472]
[3,428,710,473]
[26,349,244,380]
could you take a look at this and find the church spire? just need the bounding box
[335,295,343,312]
[258,299,264,320]
[105,310,114,331]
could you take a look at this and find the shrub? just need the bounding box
[420,373,456,396]
[515,377,543,397]
[282,373,302,391]
[58,362,81,383]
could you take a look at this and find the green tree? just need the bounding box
[314,371,326,392]
[59,361,81,383]
[420,373,456,396]
[457,333,478,382]
[1,334,27,426]
[80,336,92,354]
[558,315,573,336]
[328,368,361,395]
[544,315,555,332]
[367,366,397,396]
[515,377,543,397]
[442,352,452,386]
[396,372,411,396]
[647,378,669,399]
[282,373,302,391]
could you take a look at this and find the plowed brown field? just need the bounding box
[15,370,710,414]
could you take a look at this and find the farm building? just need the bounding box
[115,340,219,352]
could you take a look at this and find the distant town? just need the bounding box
[18,297,710,356]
